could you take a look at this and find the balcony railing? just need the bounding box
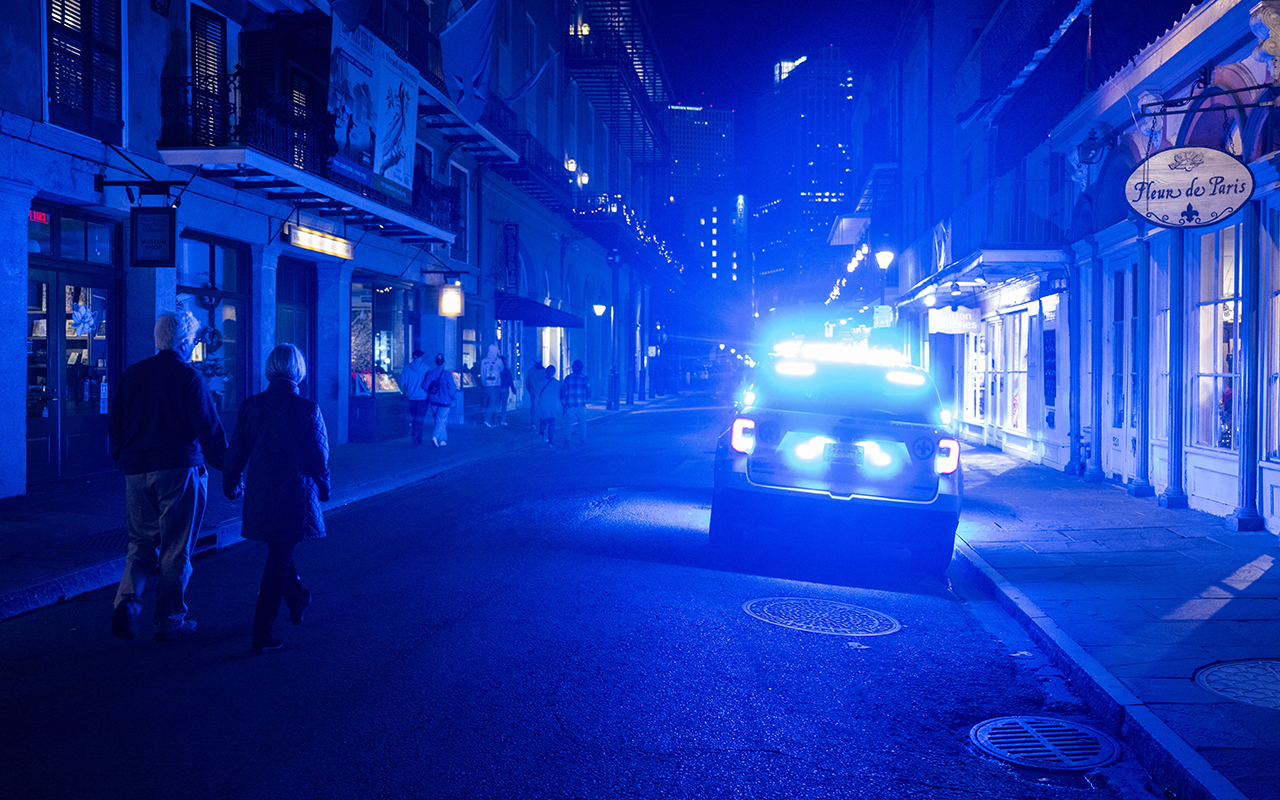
[159,73,453,232]
[573,193,681,274]
[949,178,1066,260]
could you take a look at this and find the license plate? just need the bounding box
[824,442,862,464]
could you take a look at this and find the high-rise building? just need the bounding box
[663,104,750,345]
[753,47,856,308]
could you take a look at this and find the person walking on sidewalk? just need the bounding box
[481,344,503,427]
[109,311,227,643]
[223,344,330,654]
[525,358,546,431]
[400,349,430,445]
[536,364,565,447]
[498,355,516,426]
[425,354,457,446]
[560,359,590,445]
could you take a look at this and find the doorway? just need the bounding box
[27,268,118,482]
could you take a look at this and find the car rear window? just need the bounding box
[749,359,942,422]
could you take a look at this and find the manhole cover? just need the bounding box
[742,597,900,636]
[970,716,1120,772]
[1194,659,1280,709]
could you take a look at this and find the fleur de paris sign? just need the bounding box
[1124,146,1254,229]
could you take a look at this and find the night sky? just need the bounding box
[646,0,904,112]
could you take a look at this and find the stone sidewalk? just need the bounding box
[956,447,1279,800]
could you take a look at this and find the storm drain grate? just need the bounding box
[970,716,1120,772]
[742,597,900,636]
[1194,659,1280,710]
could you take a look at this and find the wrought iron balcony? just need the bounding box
[573,193,681,278]
[484,127,573,211]
[158,72,455,238]
[949,178,1067,261]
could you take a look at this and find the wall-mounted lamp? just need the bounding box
[439,284,464,317]
[565,158,577,172]
[1047,268,1070,293]
[577,172,590,187]
[593,303,607,317]
[950,282,962,297]
[1076,128,1117,165]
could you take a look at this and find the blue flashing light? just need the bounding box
[776,361,816,377]
[885,370,926,386]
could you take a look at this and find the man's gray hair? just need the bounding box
[154,311,201,351]
[266,343,307,384]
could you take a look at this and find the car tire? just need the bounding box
[708,497,745,552]
[910,514,958,575]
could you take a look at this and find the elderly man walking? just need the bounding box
[109,311,227,642]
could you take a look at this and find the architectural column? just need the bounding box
[638,282,650,401]
[316,261,353,444]
[0,178,37,500]
[1228,200,1265,530]
[608,253,620,409]
[1130,232,1154,496]
[1085,240,1106,482]
[1066,258,1083,474]
[249,242,282,395]
[1160,230,1189,508]
[626,274,637,406]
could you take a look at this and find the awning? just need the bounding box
[493,293,584,328]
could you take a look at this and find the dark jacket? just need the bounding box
[224,380,330,543]
[108,350,227,475]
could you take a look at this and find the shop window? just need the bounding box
[48,0,123,144]
[1192,226,1240,451]
[1111,268,1126,429]
[349,279,415,396]
[177,234,246,430]
[963,329,986,424]
[1267,210,1280,459]
[1005,312,1028,433]
[1153,240,1170,441]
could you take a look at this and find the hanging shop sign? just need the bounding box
[502,223,519,289]
[130,207,176,268]
[1124,146,1254,229]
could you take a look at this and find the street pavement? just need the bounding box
[2,394,1278,800]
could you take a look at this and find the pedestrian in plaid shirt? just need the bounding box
[559,359,590,445]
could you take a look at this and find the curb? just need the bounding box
[953,539,1250,800]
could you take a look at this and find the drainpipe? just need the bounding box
[1084,238,1105,482]
[1159,229,1189,508]
[1228,199,1264,530]
[1130,229,1154,496]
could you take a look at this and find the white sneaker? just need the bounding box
[431,437,439,447]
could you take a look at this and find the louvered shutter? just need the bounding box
[47,0,121,144]
[190,5,227,145]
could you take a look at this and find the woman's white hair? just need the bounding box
[266,343,307,384]
[154,311,200,351]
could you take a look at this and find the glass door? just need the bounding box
[27,277,56,482]
[27,268,117,480]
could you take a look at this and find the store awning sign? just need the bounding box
[928,306,980,334]
[1124,146,1254,229]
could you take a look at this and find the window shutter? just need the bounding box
[190,5,227,145]
[47,0,121,144]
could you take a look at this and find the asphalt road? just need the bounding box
[2,396,1158,799]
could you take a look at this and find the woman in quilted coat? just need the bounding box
[224,344,330,654]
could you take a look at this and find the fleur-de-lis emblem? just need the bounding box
[1180,203,1201,224]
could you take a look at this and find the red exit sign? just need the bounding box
[29,210,49,224]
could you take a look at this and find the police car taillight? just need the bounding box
[730,418,756,454]
[935,438,960,474]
